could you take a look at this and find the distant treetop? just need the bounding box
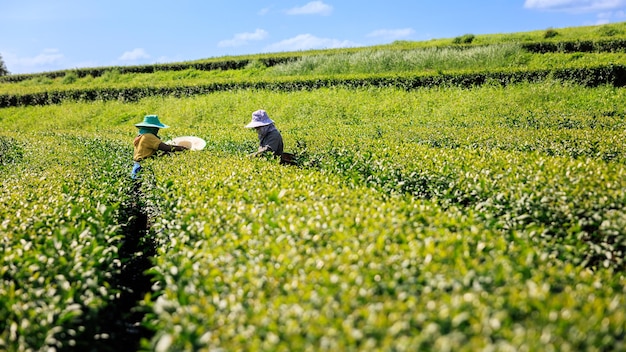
[0,54,9,76]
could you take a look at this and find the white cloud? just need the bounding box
[24,48,64,66]
[286,1,333,15]
[3,48,65,73]
[218,29,269,48]
[524,0,626,12]
[366,28,415,40]
[118,48,150,62]
[264,34,359,52]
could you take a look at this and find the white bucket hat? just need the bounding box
[245,109,274,128]
[166,136,206,151]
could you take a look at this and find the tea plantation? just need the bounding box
[1,23,625,351]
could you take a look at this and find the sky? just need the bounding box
[1,0,626,74]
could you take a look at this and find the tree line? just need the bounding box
[0,54,8,76]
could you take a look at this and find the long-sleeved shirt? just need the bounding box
[258,127,284,157]
[133,133,161,161]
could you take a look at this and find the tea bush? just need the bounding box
[141,150,625,351]
[0,132,134,351]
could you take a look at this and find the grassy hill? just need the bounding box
[1,22,626,108]
[1,22,625,351]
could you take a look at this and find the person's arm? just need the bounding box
[248,145,271,157]
[158,142,189,153]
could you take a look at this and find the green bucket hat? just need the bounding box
[135,115,169,129]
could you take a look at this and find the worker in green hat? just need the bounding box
[131,114,188,179]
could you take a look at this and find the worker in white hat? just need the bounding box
[245,109,284,158]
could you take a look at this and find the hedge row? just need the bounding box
[2,37,626,84]
[521,38,626,54]
[1,64,624,108]
[0,56,300,84]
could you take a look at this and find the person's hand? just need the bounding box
[172,144,189,152]
[248,145,269,158]
[248,149,262,158]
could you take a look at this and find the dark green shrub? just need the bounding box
[453,34,475,44]
[544,28,559,39]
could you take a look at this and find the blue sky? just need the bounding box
[1,0,625,74]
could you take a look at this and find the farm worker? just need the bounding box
[245,109,284,158]
[131,114,188,179]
